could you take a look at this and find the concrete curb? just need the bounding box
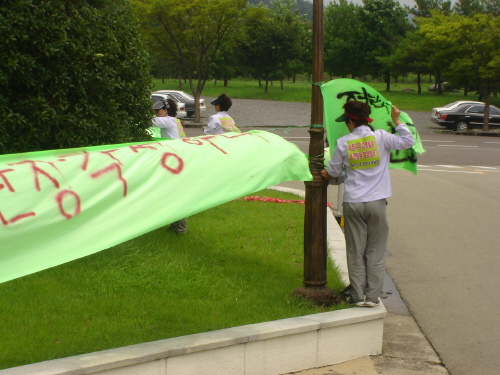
[1,186,385,375]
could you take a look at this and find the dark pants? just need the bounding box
[170,218,187,233]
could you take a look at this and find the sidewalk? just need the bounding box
[283,301,449,375]
[271,185,450,375]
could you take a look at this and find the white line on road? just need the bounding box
[418,165,500,174]
[418,169,484,174]
[437,145,478,147]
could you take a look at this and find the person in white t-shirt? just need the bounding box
[203,93,240,135]
[321,100,414,308]
[152,98,188,234]
[152,98,180,139]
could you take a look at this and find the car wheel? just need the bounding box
[455,121,469,131]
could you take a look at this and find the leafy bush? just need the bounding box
[0,0,153,154]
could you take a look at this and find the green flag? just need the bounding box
[321,78,425,174]
[0,131,312,284]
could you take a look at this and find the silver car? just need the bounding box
[151,93,187,119]
[153,90,206,118]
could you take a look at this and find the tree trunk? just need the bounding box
[177,75,183,90]
[436,72,442,95]
[193,91,201,124]
[224,75,229,87]
[417,73,421,95]
[483,91,491,131]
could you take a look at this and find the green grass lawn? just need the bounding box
[153,77,500,112]
[0,189,348,370]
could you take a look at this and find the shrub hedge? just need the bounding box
[0,0,153,154]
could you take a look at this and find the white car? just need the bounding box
[151,93,187,119]
[431,101,482,124]
[153,90,206,118]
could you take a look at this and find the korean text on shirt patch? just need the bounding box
[347,135,380,170]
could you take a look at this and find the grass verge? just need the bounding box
[153,77,500,112]
[0,189,348,370]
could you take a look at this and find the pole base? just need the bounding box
[292,286,341,307]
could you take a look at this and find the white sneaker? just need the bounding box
[364,299,379,308]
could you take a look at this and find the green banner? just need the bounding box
[321,78,425,174]
[0,131,312,284]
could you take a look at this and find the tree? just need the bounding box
[210,43,240,87]
[360,0,411,91]
[453,0,484,16]
[324,0,367,78]
[446,14,500,129]
[414,11,461,94]
[248,0,313,20]
[418,13,500,129]
[407,0,453,17]
[133,0,246,123]
[269,0,310,88]
[238,0,306,93]
[237,5,273,88]
[324,0,411,87]
[488,18,500,75]
[378,32,431,94]
[481,0,500,16]
[0,0,153,154]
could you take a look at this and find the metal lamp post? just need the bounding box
[293,0,339,306]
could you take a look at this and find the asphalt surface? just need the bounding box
[192,97,437,134]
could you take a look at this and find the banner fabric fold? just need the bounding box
[0,130,312,284]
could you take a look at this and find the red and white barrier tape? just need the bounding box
[241,196,334,209]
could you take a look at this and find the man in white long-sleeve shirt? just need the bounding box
[321,100,414,308]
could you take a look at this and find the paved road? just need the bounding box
[187,98,500,375]
[196,97,439,134]
[387,167,500,375]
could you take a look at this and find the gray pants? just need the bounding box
[343,199,388,303]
